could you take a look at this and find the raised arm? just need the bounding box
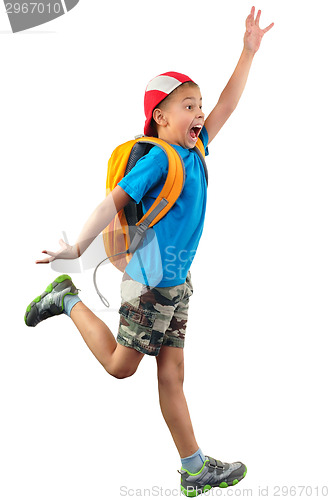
[36,185,132,264]
[204,6,274,144]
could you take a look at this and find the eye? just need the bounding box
[186,105,193,110]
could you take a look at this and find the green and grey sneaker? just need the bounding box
[179,456,247,497]
[24,274,79,327]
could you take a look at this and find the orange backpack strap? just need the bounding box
[127,136,186,254]
[196,137,205,157]
[194,137,208,186]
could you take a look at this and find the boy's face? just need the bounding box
[154,84,205,149]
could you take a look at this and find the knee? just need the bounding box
[105,364,137,380]
[157,362,184,387]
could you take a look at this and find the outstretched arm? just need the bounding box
[36,186,132,263]
[204,6,274,144]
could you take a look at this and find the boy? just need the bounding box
[24,7,273,496]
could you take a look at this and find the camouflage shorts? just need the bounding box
[117,271,193,356]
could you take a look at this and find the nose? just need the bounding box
[197,107,205,120]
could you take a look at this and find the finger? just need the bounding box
[59,238,68,249]
[246,6,254,27]
[42,250,56,257]
[263,22,274,34]
[36,257,52,264]
[255,9,261,26]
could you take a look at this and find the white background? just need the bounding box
[1,0,329,498]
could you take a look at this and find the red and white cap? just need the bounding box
[144,71,195,136]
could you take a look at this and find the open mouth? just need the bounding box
[189,124,202,141]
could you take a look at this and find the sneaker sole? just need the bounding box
[180,465,247,497]
[24,274,74,326]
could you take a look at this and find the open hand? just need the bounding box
[36,238,79,264]
[244,6,274,54]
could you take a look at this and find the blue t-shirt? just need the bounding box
[118,127,209,287]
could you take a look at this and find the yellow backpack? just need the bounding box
[93,136,208,306]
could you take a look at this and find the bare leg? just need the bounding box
[156,345,199,458]
[70,301,144,378]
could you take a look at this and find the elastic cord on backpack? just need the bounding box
[93,250,129,308]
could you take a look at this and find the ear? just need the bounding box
[153,108,168,128]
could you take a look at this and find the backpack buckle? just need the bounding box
[136,221,149,234]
